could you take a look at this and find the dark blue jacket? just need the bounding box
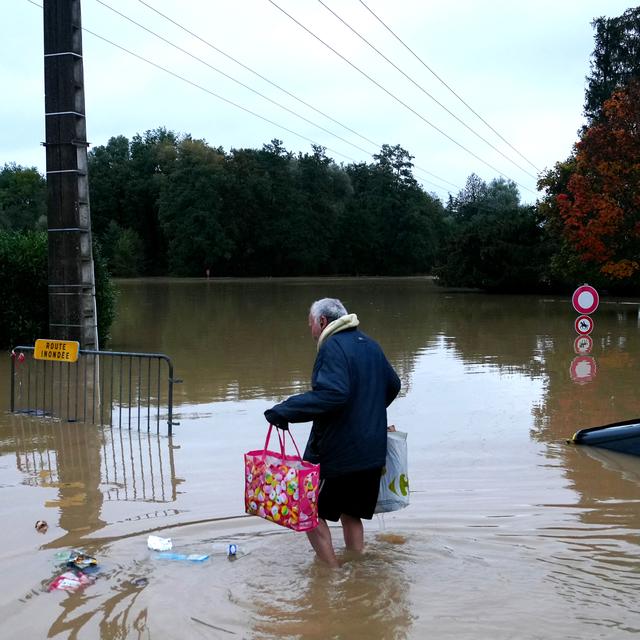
[271,328,400,478]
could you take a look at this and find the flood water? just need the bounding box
[1,277,640,639]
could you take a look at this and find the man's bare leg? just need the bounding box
[306,519,340,568]
[340,513,364,553]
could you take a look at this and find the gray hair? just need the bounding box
[309,298,348,323]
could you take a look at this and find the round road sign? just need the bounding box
[575,315,594,336]
[574,335,593,354]
[570,355,597,384]
[572,284,599,315]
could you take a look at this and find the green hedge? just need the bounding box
[0,230,116,348]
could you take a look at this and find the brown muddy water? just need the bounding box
[1,277,640,639]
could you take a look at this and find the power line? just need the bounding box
[132,0,459,192]
[358,0,540,173]
[26,0,456,196]
[134,0,379,149]
[95,0,373,157]
[317,0,537,180]
[266,0,535,195]
[26,0,357,164]
[84,31,362,162]
[116,0,458,193]
[415,168,459,191]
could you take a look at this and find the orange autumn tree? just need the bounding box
[556,80,640,281]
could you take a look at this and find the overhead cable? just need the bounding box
[266,0,534,195]
[133,0,458,191]
[95,0,373,156]
[358,0,540,173]
[134,0,379,149]
[87,35,360,161]
[26,0,456,196]
[317,0,536,180]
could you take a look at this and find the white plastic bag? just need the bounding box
[147,535,172,551]
[374,430,409,514]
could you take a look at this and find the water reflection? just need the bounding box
[531,303,640,443]
[44,572,149,640]
[112,281,640,410]
[1,279,640,639]
[100,428,179,504]
[572,447,640,542]
[535,446,640,633]
[239,534,414,640]
[3,416,180,546]
[111,278,444,403]
[109,279,640,632]
[0,415,181,637]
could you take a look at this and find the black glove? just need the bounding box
[264,408,289,430]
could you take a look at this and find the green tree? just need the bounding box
[89,129,179,275]
[373,143,418,187]
[223,140,312,276]
[338,160,385,274]
[584,7,640,123]
[222,147,270,275]
[286,145,351,275]
[436,176,551,291]
[158,138,231,276]
[339,145,443,275]
[93,241,118,346]
[0,164,46,231]
[0,231,116,347]
[0,231,47,346]
[447,173,489,218]
[536,7,640,292]
[101,221,146,277]
[88,135,132,237]
[128,128,179,274]
[536,156,592,290]
[254,139,305,275]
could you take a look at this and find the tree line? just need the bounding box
[1,6,639,308]
[1,140,550,291]
[86,137,447,278]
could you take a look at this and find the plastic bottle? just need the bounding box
[154,552,209,562]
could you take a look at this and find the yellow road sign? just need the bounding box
[34,339,79,362]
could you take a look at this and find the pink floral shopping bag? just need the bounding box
[244,425,319,531]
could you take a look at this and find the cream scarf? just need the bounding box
[317,313,360,351]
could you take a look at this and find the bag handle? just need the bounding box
[264,424,304,460]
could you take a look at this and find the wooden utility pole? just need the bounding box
[43,0,98,349]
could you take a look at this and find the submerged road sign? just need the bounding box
[572,284,599,315]
[575,315,594,336]
[574,335,593,354]
[570,355,597,384]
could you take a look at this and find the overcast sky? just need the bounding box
[2,0,634,203]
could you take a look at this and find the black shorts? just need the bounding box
[318,467,382,522]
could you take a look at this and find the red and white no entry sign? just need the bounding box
[572,284,599,315]
[570,355,597,384]
[574,335,593,354]
[575,315,594,335]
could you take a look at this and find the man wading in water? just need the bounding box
[265,298,400,567]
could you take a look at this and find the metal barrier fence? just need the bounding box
[10,347,179,435]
